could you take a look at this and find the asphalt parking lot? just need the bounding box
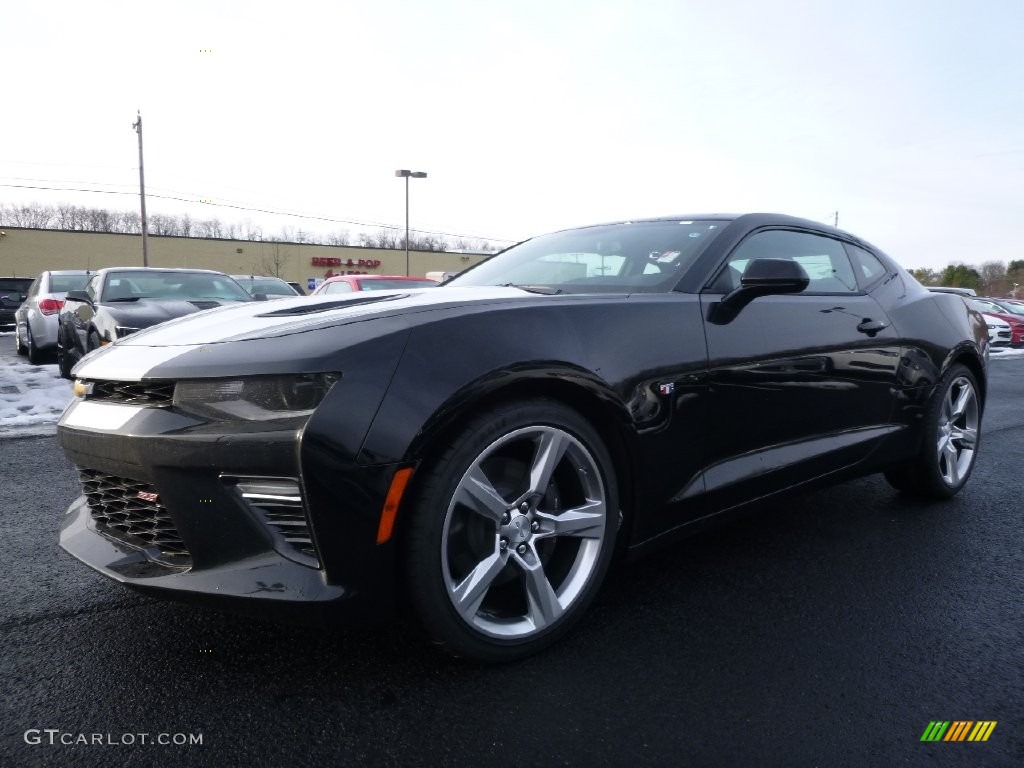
[1,343,1021,767]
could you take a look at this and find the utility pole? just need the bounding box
[132,111,150,267]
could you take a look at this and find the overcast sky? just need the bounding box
[1,0,1022,269]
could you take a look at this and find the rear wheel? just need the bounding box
[15,324,27,355]
[884,363,981,499]
[404,399,618,662]
[26,324,44,365]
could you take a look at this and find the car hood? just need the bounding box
[72,287,626,381]
[115,287,590,346]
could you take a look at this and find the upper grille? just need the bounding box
[223,476,320,568]
[77,468,191,567]
[87,380,175,405]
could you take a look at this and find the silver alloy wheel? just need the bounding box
[936,375,979,487]
[441,425,607,639]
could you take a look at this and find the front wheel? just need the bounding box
[56,330,74,380]
[884,363,981,499]
[404,399,618,662]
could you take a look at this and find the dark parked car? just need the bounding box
[0,276,33,329]
[57,214,987,661]
[57,268,253,379]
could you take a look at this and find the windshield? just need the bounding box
[993,300,1024,316]
[248,278,298,296]
[0,279,32,293]
[50,273,90,293]
[102,272,252,302]
[446,220,726,293]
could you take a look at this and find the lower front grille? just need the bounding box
[222,476,320,568]
[77,468,192,567]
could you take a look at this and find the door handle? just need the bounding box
[857,318,889,337]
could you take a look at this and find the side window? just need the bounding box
[713,230,859,294]
[325,281,353,294]
[847,245,888,289]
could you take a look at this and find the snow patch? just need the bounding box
[990,348,1024,359]
[0,356,75,436]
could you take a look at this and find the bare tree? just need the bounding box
[257,243,292,277]
[325,229,351,246]
[117,210,141,233]
[55,204,83,230]
[978,260,1009,297]
[2,204,55,228]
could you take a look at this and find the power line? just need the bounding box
[0,182,516,243]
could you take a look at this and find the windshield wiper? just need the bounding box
[499,283,563,295]
[106,296,146,302]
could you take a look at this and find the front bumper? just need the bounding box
[58,398,401,623]
[60,494,351,617]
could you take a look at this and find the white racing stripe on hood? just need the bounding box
[73,343,201,382]
[115,287,532,347]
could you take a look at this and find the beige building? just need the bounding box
[0,227,487,290]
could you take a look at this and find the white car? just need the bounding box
[982,312,1012,351]
[15,270,91,364]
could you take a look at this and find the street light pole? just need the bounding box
[395,169,427,276]
[132,111,150,267]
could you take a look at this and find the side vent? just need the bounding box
[221,476,320,568]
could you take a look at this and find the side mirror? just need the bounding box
[65,290,93,305]
[709,259,810,324]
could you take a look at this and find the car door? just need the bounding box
[699,228,902,512]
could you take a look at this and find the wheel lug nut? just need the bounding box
[531,521,540,532]
[519,502,529,512]
[501,512,510,524]
[499,538,509,550]
[516,543,528,555]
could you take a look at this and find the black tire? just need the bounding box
[56,330,74,380]
[404,399,619,662]
[884,363,981,499]
[15,324,27,356]
[26,324,44,365]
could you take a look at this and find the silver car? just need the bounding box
[15,270,91,364]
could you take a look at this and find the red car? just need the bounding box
[971,298,1024,347]
[311,275,438,295]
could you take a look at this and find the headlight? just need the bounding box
[172,373,341,421]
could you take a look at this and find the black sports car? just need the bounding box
[57,214,987,661]
[57,268,253,378]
